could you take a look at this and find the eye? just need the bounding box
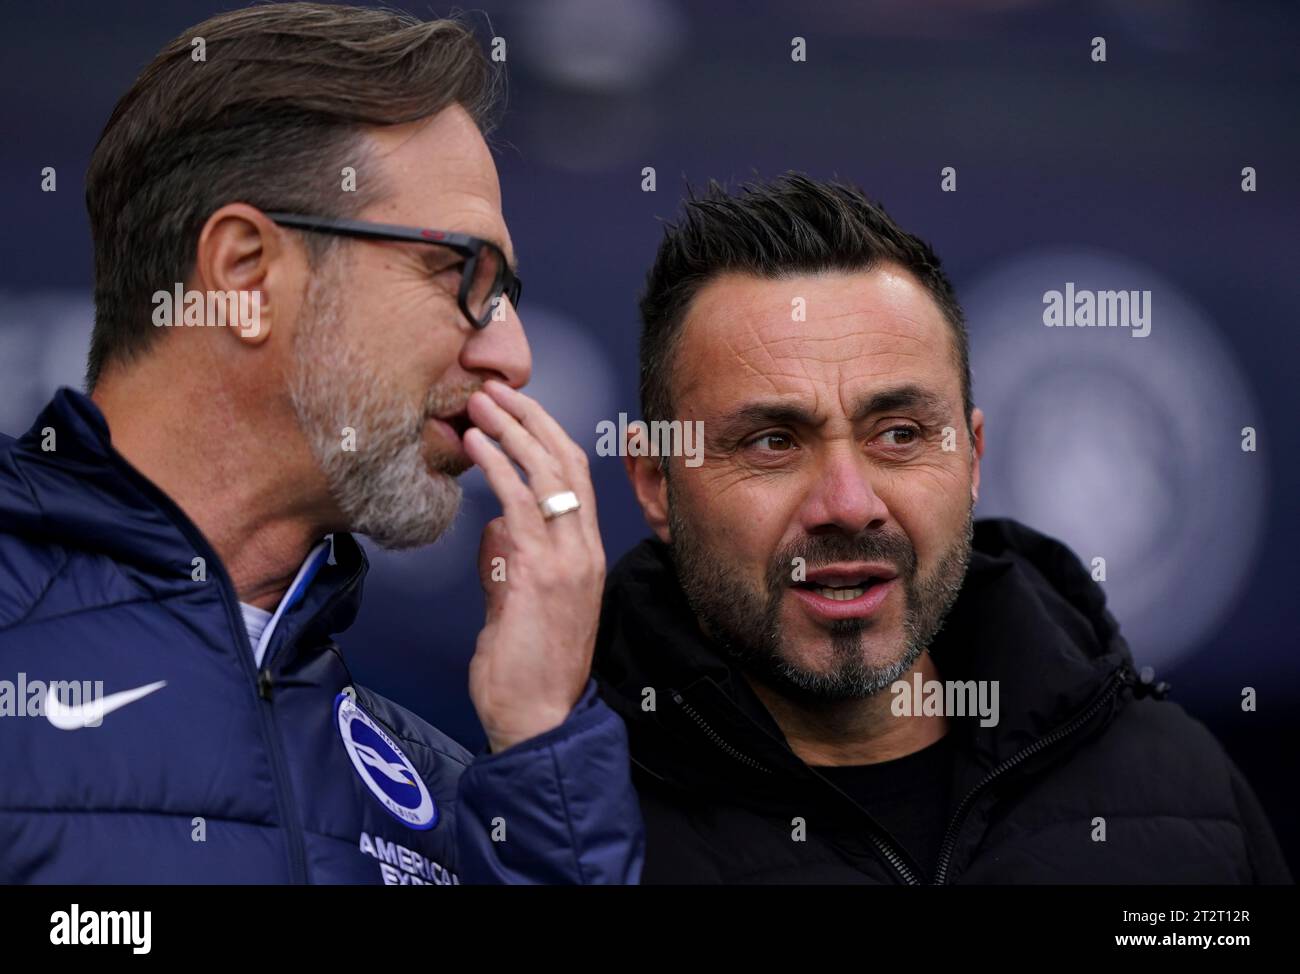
[747,432,796,453]
[433,260,466,281]
[421,251,465,285]
[876,425,921,448]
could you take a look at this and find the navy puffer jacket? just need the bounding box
[0,389,643,884]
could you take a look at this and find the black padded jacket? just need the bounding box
[594,518,1291,885]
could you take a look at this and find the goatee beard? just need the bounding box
[668,480,973,703]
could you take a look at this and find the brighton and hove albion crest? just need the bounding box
[335,691,437,830]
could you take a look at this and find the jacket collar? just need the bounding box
[1,387,367,649]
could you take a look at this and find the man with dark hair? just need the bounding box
[594,172,1289,884]
[0,4,642,883]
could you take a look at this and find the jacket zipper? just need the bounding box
[671,692,772,774]
[930,664,1133,885]
[673,666,1133,886]
[104,427,313,883]
[220,593,309,884]
[247,564,364,882]
[671,691,922,885]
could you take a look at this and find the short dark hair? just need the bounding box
[84,2,501,389]
[638,173,972,434]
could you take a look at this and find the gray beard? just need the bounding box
[287,263,471,550]
[668,476,973,703]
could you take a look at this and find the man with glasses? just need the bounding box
[0,4,642,883]
[262,214,523,331]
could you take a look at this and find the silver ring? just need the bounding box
[539,490,581,521]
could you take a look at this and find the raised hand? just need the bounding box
[462,379,605,753]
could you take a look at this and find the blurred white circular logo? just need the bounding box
[963,249,1265,669]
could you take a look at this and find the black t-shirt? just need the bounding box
[812,733,956,880]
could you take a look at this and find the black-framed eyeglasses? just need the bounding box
[265,212,522,329]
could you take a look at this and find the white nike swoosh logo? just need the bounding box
[45,680,167,730]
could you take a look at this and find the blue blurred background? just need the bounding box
[2,0,1296,872]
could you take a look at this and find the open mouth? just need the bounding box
[795,580,879,600]
[793,577,891,600]
[789,565,899,619]
[437,410,473,440]
[425,409,476,471]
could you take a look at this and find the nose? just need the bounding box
[798,443,891,536]
[460,297,531,389]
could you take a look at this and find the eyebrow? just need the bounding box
[415,230,517,275]
[420,239,518,276]
[713,384,953,440]
[477,230,518,275]
[848,385,951,423]
[493,239,519,275]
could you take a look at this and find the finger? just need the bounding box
[482,380,588,496]
[467,390,571,502]
[467,390,595,552]
[477,516,511,619]
[462,426,547,546]
[481,380,600,545]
